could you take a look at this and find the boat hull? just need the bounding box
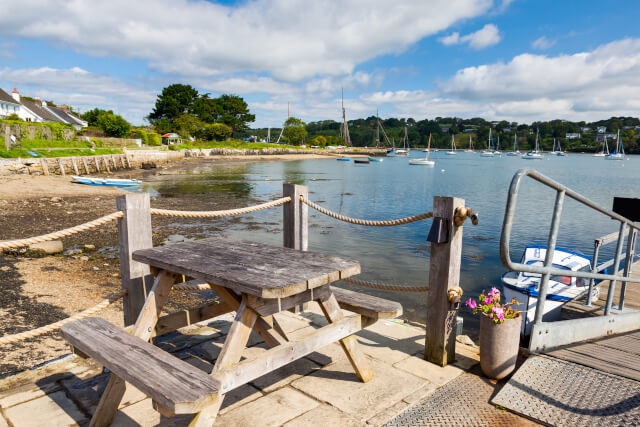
[72,176,140,187]
[409,160,435,166]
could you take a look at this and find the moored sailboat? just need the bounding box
[522,129,543,159]
[506,132,520,156]
[445,134,457,155]
[480,128,495,157]
[395,127,410,155]
[605,129,624,160]
[410,133,435,166]
[593,135,609,157]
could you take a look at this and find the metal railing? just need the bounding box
[500,169,640,352]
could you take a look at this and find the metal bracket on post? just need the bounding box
[427,217,450,244]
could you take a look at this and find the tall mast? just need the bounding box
[375,109,380,147]
[341,88,351,146]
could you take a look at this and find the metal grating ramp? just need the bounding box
[386,366,537,426]
[492,354,640,426]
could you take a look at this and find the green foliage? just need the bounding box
[147,84,255,133]
[96,112,131,137]
[197,122,233,141]
[311,135,327,147]
[7,113,19,120]
[147,132,162,146]
[282,117,307,145]
[0,147,122,158]
[174,113,206,138]
[82,108,113,126]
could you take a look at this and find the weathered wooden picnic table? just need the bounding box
[61,236,402,426]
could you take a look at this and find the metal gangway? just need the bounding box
[500,168,640,352]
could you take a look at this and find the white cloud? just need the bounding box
[0,0,495,81]
[361,38,640,122]
[439,24,501,49]
[531,36,556,50]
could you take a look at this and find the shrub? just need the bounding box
[147,133,162,146]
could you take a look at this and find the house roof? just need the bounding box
[20,99,66,123]
[0,88,19,105]
[49,106,84,126]
[162,133,180,138]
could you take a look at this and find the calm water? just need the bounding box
[141,151,640,336]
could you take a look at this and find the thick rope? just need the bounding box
[0,289,127,345]
[300,196,432,226]
[0,211,124,250]
[174,282,212,291]
[342,277,430,292]
[150,197,291,218]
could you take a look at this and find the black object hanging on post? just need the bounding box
[613,197,640,222]
[427,217,450,244]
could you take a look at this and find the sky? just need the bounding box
[1,0,640,127]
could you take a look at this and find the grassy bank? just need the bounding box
[0,147,123,158]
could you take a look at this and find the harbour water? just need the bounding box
[141,151,639,336]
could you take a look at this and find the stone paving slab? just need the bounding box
[283,404,361,427]
[4,390,88,427]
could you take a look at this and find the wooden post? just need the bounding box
[40,158,50,176]
[4,126,10,150]
[125,154,132,169]
[82,157,90,174]
[103,155,111,172]
[94,156,101,172]
[117,193,154,326]
[283,184,308,251]
[57,158,66,176]
[112,154,118,170]
[120,154,126,169]
[71,157,79,175]
[424,196,465,366]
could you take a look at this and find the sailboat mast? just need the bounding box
[341,88,352,146]
[375,110,380,147]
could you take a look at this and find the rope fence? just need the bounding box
[150,197,291,218]
[0,289,127,345]
[300,196,433,226]
[0,211,124,250]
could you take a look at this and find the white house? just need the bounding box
[10,89,41,122]
[0,88,20,118]
[597,126,607,133]
[566,133,581,139]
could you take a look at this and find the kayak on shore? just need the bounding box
[71,176,141,187]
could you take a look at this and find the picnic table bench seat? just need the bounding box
[61,317,219,415]
[330,286,402,322]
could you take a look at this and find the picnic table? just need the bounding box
[61,236,402,426]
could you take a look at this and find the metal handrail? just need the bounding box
[500,169,640,328]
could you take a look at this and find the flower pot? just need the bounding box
[479,314,522,380]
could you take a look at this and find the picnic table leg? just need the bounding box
[191,295,258,427]
[210,284,288,347]
[88,270,177,425]
[319,292,374,382]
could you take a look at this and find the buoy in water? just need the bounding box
[441,169,445,172]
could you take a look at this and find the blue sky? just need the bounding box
[1,0,640,127]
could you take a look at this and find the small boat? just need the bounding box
[605,129,624,160]
[502,246,595,335]
[494,135,502,155]
[354,159,370,164]
[72,176,141,187]
[445,134,457,155]
[336,157,351,161]
[464,135,474,152]
[506,132,520,156]
[593,135,609,157]
[480,129,495,157]
[395,127,410,155]
[522,128,543,159]
[551,138,566,156]
[410,133,435,166]
[368,157,383,162]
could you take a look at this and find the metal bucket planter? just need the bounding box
[479,314,522,380]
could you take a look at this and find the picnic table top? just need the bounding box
[132,236,361,298]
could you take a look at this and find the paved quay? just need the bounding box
[0,302,501,426]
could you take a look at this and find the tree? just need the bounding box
[96,112,131,137]
[198,123,232,141]
[213,94,255,132]
[148,84,200,124]
[82,108,113,127]
[282,117,307,145]
[174,113,205,138]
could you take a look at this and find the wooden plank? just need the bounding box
[61,317,219,414]
[71,157,79,175]
[283,184,308,251]
[57,158,66,176]
[117,193,154,326]
[132,270,176,341]
[155,301,233,337]
[213,315,362,393]
[548,343,640,381]
[210,284,287,347]
[319,293,373,382]
[82,157,90,174]
[89,375,126,427]
[94,156,101,172]
[331,286,403,320]
[247,285,332,317]
[120,154,126,168]
[40,158,49,176]
[424,196,465,366]
[132,237,360,298]
[103,155,110,172]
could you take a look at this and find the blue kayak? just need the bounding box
[72,175,141,187]
[336,158,351,161]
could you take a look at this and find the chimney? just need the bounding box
[34,96,41,106]
[11,88,19,103]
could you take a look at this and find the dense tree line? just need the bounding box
[147,84,255,140]
[81,108,131,137]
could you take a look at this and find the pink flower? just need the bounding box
[484,297,492,305]
[488,287,500,298]
[498,313,505,321]
[489,313,494,319]
[492,306,504,316]
[465,299,477,309]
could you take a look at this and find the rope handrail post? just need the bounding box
[424,196,466,367]
[283,184,308,251]
[117,193,154,326]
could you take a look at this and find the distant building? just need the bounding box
[596,133,617,142]
[463,128,475,133]
[162,133,182,144]
[0,88,20,118]
[623,126,634,130]
[597,126,607,133]
[441,127,449,133]
[580,127,591,132]
[566,133,581,139]
[502,128,511,133]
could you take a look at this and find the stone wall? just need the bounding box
[0,122,75,141]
